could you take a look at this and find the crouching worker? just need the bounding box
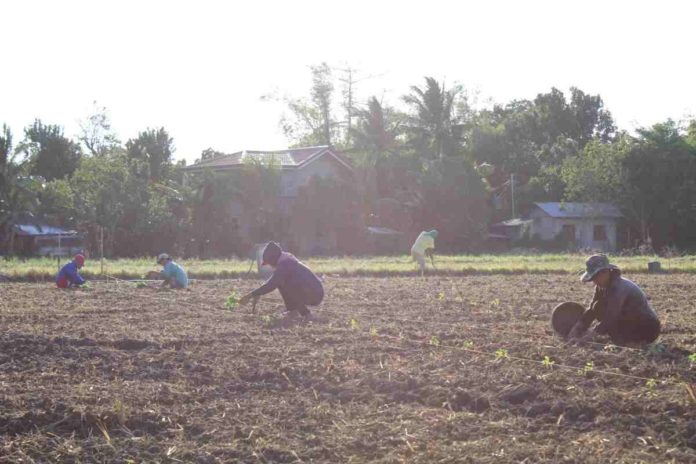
[56,254,86,288]
[156,253,188,289]
[239,242,324,320]
[568,254,661,346]
[411,229,438,276]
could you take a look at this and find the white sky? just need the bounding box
[1,0,694,164]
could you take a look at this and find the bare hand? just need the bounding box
[239,293,257,307]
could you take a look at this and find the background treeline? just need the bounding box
[2,65,695,257]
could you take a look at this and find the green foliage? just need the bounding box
[495,348,509,359]
[369,326,378,337]
[542,355,555,369]
[645,378,657,391]
[688,353,696,364]
[349,318,360,330]
[19,119,82,181]
[225,291,239,310]
[463,340,474,349]
[429,335,441,347]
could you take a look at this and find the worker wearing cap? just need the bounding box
[239,241,324,318]
[411,230,438,275]
[56,254,86,288]
[156,253,189,289]
[568,254,661,346]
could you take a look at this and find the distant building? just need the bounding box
[4,223,83,256]
[181,146,355,254]
[491,202,623,251]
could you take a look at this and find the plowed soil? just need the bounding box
[0,274,694,463]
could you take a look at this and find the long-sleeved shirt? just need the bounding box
[580,272,659,335]
[56,261,85,288]
[161,261,188,288]
[251,252,323,297]
[411,232,435,255]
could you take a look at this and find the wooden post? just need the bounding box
[100,226,105,276]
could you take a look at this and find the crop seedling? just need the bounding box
[463,340,474,349]
[542,355,555,369]
[582,361,594,375]
[437,292,445,301]
[688,353,696,364]
[369,326,378,337]
[429,336,441,347]
[646,378,658,391]
[350,318,360,330]
[495,348,509,359]
[490,298,500,308]
[225,291,239,310]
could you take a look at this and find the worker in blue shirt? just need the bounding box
[157,253,189,289]
[56,254,86,288]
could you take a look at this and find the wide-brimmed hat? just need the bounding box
[156,253,170,264]
[581,254,618,282]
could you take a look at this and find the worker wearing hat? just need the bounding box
[568,254,661,346]
[56,254,87,288]
[156,253,189,289]
[411,229,438,276]
[239,241,324,319]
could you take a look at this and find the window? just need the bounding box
[594,224,607,241]
[561,224,576,241]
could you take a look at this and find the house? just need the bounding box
[181,145,355,254]
[4,223,83,256]
[491,202,622,251]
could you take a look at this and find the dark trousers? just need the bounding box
[608,316,661,345]
[278,284,324,316]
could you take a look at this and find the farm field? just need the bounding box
[0,274,694,463]
[2,253,696,280]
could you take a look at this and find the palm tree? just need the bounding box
[403,77,463,159]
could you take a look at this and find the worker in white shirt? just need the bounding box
[411,229,438,276]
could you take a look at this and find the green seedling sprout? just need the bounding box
[646,378,658,391]
[463,340,474,349]
[369,326,378,337]
[350,318,360,330]
[225,291,239,310]
[495,348,509,359]
[542,355,555,369]
[688,353,696,364]
[490,298,500,307]
[429,336,441,347]
[437,292,445,301]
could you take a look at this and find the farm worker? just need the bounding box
[411,229,438,275]
[56,254,86,288]
[156,253,189,289]
[568,254,661,346]
[239,241,324,318]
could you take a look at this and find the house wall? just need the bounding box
[528,208,618,251]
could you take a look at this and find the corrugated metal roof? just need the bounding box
[493,218,534,227]
[533,202,623,218]
[13,224,78,236]
[182,146,350,171]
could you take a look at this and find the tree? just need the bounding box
[125,127,174,182]
[281,63,340,147]
[78,103,120,157]
[403,77,464,159]
[18,120,82,181]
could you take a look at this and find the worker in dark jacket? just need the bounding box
[568,254,661,346]
[56,254,86,288]
[239,242,324,318]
